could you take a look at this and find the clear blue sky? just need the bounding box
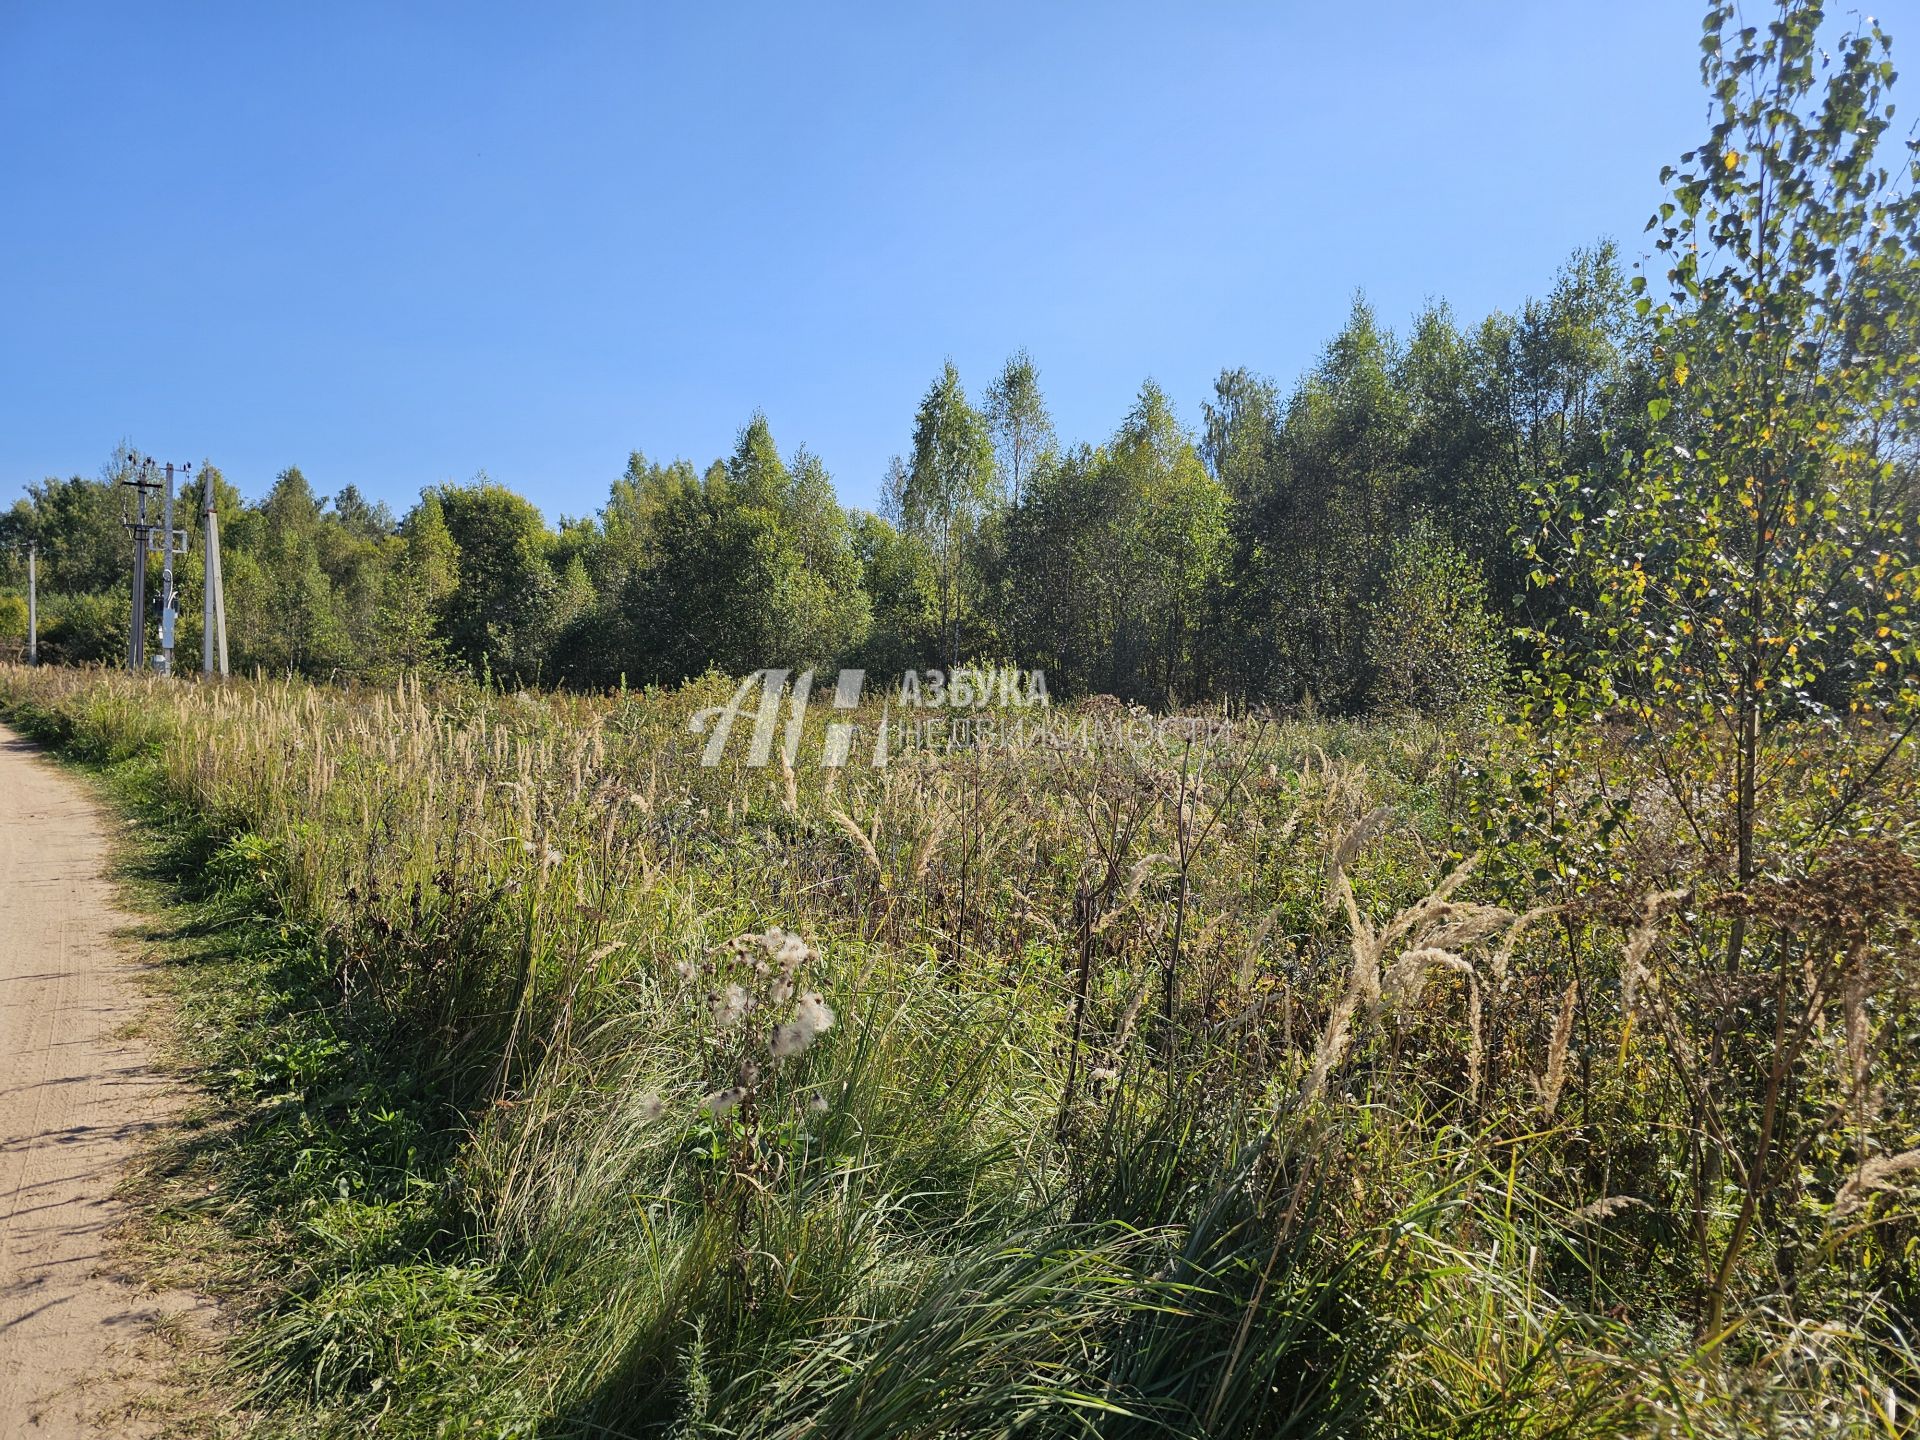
[5,2,1915,519]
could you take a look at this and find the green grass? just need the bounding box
[4,664,1915,1439]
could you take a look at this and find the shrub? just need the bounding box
[1364,516,1507,714]
[39,590,125,666]
[0,590,26,651]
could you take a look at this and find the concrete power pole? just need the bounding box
[201,473,228,677]
[155,462,187,675]
[24,543,35,666]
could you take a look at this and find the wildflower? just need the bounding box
[807,1094,829,1114]
[1090,1066,1119,1084]
[710,983,750,1029]
[701,1086,746,1117]
[636,1092,664,1123]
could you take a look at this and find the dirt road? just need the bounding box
[0,725,206,1437]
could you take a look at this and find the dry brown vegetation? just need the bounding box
[2,662,1917,1437]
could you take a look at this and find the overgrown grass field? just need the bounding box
[2,663,1916,1438]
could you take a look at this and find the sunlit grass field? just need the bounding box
[2,662,1915,1439]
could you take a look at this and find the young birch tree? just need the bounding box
[1527,0,1920,1334]
[900,361,996,671]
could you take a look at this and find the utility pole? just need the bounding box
[201,471,228,677]
[122,456,161,670]
[24,543,35,666]
[121,453,191,674]
[156,462,188,675]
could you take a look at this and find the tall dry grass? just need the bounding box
[2,661,1915,1438]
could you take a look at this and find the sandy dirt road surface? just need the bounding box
[0,725,209,1437]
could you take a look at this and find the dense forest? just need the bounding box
[3,248,1691,714]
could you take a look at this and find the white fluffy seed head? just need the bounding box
[794,991,835,1037]
[770,992,835,1060]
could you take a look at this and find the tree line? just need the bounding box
[3,242,1909,712]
